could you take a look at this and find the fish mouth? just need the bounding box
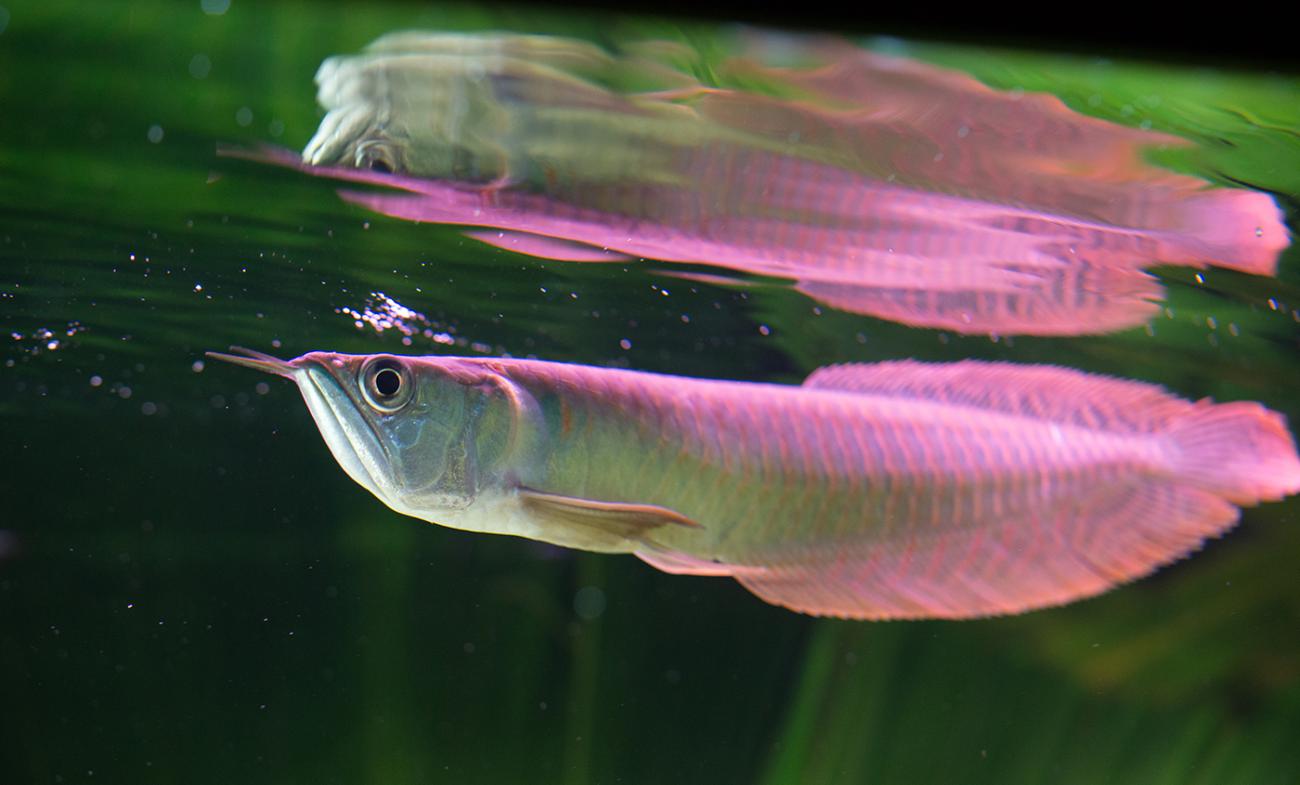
[206,347,399,510]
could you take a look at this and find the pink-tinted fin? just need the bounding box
[1177,190,1289,276]
[1165,400,1300,504]
[804,360,1194,433]
[519,488,700,542]
[735,480,1240,620]
[465,230,634,262]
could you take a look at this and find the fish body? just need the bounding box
[209,348,1300,619]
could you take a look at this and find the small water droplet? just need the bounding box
[188,53,211,79]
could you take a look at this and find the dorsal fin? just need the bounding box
[803,360,1190,434]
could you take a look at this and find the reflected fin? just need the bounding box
[466,230,634,262]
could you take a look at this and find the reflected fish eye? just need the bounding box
[360,357,413,412]
[356,141,397,173]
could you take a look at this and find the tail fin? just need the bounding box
[1166,401,1300,505]
[1175,190,1289,276]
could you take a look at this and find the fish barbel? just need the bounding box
[207,348,1300,619]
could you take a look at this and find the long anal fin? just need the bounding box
[733,480,1239,620]
[519,489,700,544]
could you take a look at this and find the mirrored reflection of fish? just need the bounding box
[207,347,1300,620]
[284,31,1288,337]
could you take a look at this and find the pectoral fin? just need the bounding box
[518,488,699,546]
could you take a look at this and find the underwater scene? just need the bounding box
[2,1,1299,783]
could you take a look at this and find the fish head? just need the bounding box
[207,348,535,523]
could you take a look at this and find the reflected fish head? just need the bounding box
[304,53,508,181]
[207,348,525,523]
[300,100,415,175]
[309,114,492,183]
[352,136,410,175]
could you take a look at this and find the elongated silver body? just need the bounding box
[208,348,1300,619]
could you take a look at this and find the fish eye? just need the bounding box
[356,141,397,174]
[360,357,413,412]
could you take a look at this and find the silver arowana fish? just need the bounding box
[208,348,1300,619]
